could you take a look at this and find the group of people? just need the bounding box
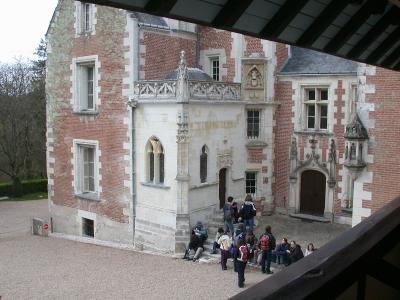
[182,194,317,288]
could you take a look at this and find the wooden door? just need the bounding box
[300,170,326,216]
[219,168,227,209]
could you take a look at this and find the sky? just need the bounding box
[0,0,58,63]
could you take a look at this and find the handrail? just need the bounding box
[231,197,400,300]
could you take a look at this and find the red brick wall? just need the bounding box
[141,30,196,80]
[49,4,130,223]
[366,67,400,213]
[199,26,235,82]
[244,36,264,57]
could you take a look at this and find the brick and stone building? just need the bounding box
[46,1,400,253]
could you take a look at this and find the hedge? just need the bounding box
[0,179,48,197]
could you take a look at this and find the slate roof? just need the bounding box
[165,68,213,81]
[131,12,168,28]
[280,47,358,75]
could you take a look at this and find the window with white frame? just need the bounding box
[247,110,260,138]
[210,57,220,81]
[146,137,165,184]
[304,87,329,131]
[245,172,257,197]
[78,2,94,34]
[73,58,97,112]
[74,140,99,197]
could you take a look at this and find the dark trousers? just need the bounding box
[220,249,229,270]
[261,250,272,273]
[237,260,247,287]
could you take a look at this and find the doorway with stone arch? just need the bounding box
[300,170,326,216]
[218,168,227,209]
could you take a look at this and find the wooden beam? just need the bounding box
[367,259,400,291]
[259,0,309,39]
[324,0,384,53]
[347,8,399,59]
[144,0,177,14]
[366,26,400,63]
[212,0,253,28]
[381,44,400,68]
[296,0,348,47]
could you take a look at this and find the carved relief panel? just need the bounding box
[242,59,266,101]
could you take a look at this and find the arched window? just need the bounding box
[200,145,208,183]
[146,137,165,184]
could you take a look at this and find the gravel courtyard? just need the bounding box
[0,200,266,300]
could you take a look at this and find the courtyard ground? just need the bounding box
[0,200,350,299]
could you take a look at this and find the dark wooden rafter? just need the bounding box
[144,0,177,14]
[296,0,349,47]
[324,0,386,53]
[347,8,400,59]
[259,0,309,39]
[381,44,400,68]
[212,0,253,28]
[367,259,400,291]
[367,26,400,63]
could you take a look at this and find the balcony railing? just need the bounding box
[135,80,241,101]
[231,197,400,300]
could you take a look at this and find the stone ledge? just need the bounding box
[75,192,100,202]
[140,182,171,189]
[289,213,331,223]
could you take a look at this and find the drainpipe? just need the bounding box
[195,25,200,68]
[131,15,139,245]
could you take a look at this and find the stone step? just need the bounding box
[289,213,331,223]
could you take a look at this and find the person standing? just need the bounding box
[237,239,249,288]
[240,194,257,231]
[223,196,235,235]
[217,230,232,270]
[258,225,276,274]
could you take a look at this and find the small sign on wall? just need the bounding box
[32,218,49,237]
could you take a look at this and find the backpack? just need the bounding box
[223,203,233,221]
[241,203,256,219]
[239,245,249,262]
[260,233,276,251]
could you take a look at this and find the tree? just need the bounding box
[0,40,47,196]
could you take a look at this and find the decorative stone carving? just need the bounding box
[242,59,266,101]
[344,114,368,140]
[135,81,176,99]
[189,81,241,100]
[290,137,298,160]
[289,137,336,188]
[176,50,189,103]
[176,111,189,143]
[343,113,368,178]
[246,65,263,89]
[217,148,233,169]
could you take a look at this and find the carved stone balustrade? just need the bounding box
[135,79,242,102]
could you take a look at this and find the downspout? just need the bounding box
[131,15,139,245]
[195,25,200,68]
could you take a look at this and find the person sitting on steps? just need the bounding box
[211,227,224,254]
[183,221,208,262]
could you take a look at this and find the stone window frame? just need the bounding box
[245,171,258,198]
[73,139,101,201]
[302,86,329,132]
[71,55,100,114]
[145,137,165,185]
[200,49,227,81]
[247,109,261,139]
[210,57,220,81]
[200,145,208,183]
[74,1,97,36]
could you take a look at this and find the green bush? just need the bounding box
[0,179,47,197]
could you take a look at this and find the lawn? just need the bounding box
[0,192,48,201]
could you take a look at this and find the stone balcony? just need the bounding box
[134,79,242,102]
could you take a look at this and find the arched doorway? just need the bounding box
[219,168,227,209]
[300,170,326,216]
